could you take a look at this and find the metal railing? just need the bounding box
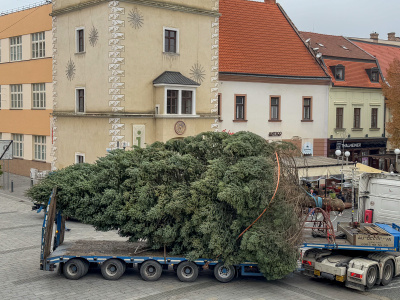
[0,0,52,16]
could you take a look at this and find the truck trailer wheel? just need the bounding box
[63,259,85,280]
[214,262,235,283]
[381,260,394,286]
[140,261,162,281]
[177,261,199,282]
[366,265,378,289]
[101,259,125,280]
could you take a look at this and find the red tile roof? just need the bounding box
[351,41,400,79]
[324,59,381,88]
[219,0,328,78]
[300,32,374,60]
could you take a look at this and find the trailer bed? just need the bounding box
[49,240,168,258]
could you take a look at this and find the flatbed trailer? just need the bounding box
[40,190,264,282]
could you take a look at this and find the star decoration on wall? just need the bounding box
[66,59,76,81]
[190,63,205,84]
[89,26,99,47]
[128,8,144,29]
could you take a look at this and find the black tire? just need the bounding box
[366,265,378,289]
[63,259,85,280]
[381,260,394,286]
[140,261,162,281]
[81,260,89,277]
[213,262,235,283]
[177,261,199,282]
[101,259,125,280]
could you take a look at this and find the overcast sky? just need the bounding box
[1,0,399,38]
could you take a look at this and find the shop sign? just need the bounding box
[331,139,386,150]
[269,132,282,137]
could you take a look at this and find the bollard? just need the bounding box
[31,179,34,187]
[11,180,14,193]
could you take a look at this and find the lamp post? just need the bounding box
[395,148,400,172]
[335,150,351,187]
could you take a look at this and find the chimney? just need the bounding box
[388,32,396,41]
[370,32,379,42]
[264,0,276,4]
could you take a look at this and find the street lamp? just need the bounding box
[335,149,351,192]
[395,148,400,172]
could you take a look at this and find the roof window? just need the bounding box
[318,43,324,47]
[341,45,349,50]
[330,64,345,81]
[366,67,379,83]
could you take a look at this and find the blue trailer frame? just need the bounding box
[40,193,264,280]
[303,223,400,251]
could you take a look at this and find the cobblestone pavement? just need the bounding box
[0,174,398,300]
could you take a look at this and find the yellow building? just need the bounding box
[0,3,53,176]
[302,32,386,169]
[51,0,219,169]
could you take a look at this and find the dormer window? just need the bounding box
[367,68,379,83]
[331,64,345,81]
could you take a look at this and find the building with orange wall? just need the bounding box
[0,2,53,176]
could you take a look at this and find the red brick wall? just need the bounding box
[1,159,51,177]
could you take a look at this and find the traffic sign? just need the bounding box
[0,140,13,160]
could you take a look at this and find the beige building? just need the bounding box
[51,0,219,169]
[0,3,53,176]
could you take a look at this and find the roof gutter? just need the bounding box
[219,72,331,81]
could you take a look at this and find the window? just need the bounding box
[11,84,23,108]
[75,153,85,164]
[302,97,312,121]
[167,90,178,114]
[331,64,345,81]
[165,88,195,115]
[371,108,378,129]
[270,96,280,121]
[76,88,85,113]
[336,107,343,129]
[368,68,380,83]
[32,32,45,58]
[353,108,361,129]
[235,95,246,120]
[32,83,46,108]
[76,28,85,53]
[181,91,192,114]
[12,134,23,158]
[164,28,178,53]
[218,94,221,121]
[10,36,22,61]
[34,136,46,161]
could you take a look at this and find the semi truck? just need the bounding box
[301,172,400,291]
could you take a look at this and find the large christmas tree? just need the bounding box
[28,131,304,279]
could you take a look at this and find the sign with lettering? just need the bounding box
[355,234,394,247]
[302,142,313,155]
[268,132,282,137]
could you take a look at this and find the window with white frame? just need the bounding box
[32,32,45,58]
[75,153,85,164]
[11,84,23,108]
[165,87,195,115]
[163,28,179,53]
[12,134,23,158]
[34,135,46,161]
[32,83,46,108]
[10,36,22,61]
[76,88,85,112]
[76,28,85,53]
